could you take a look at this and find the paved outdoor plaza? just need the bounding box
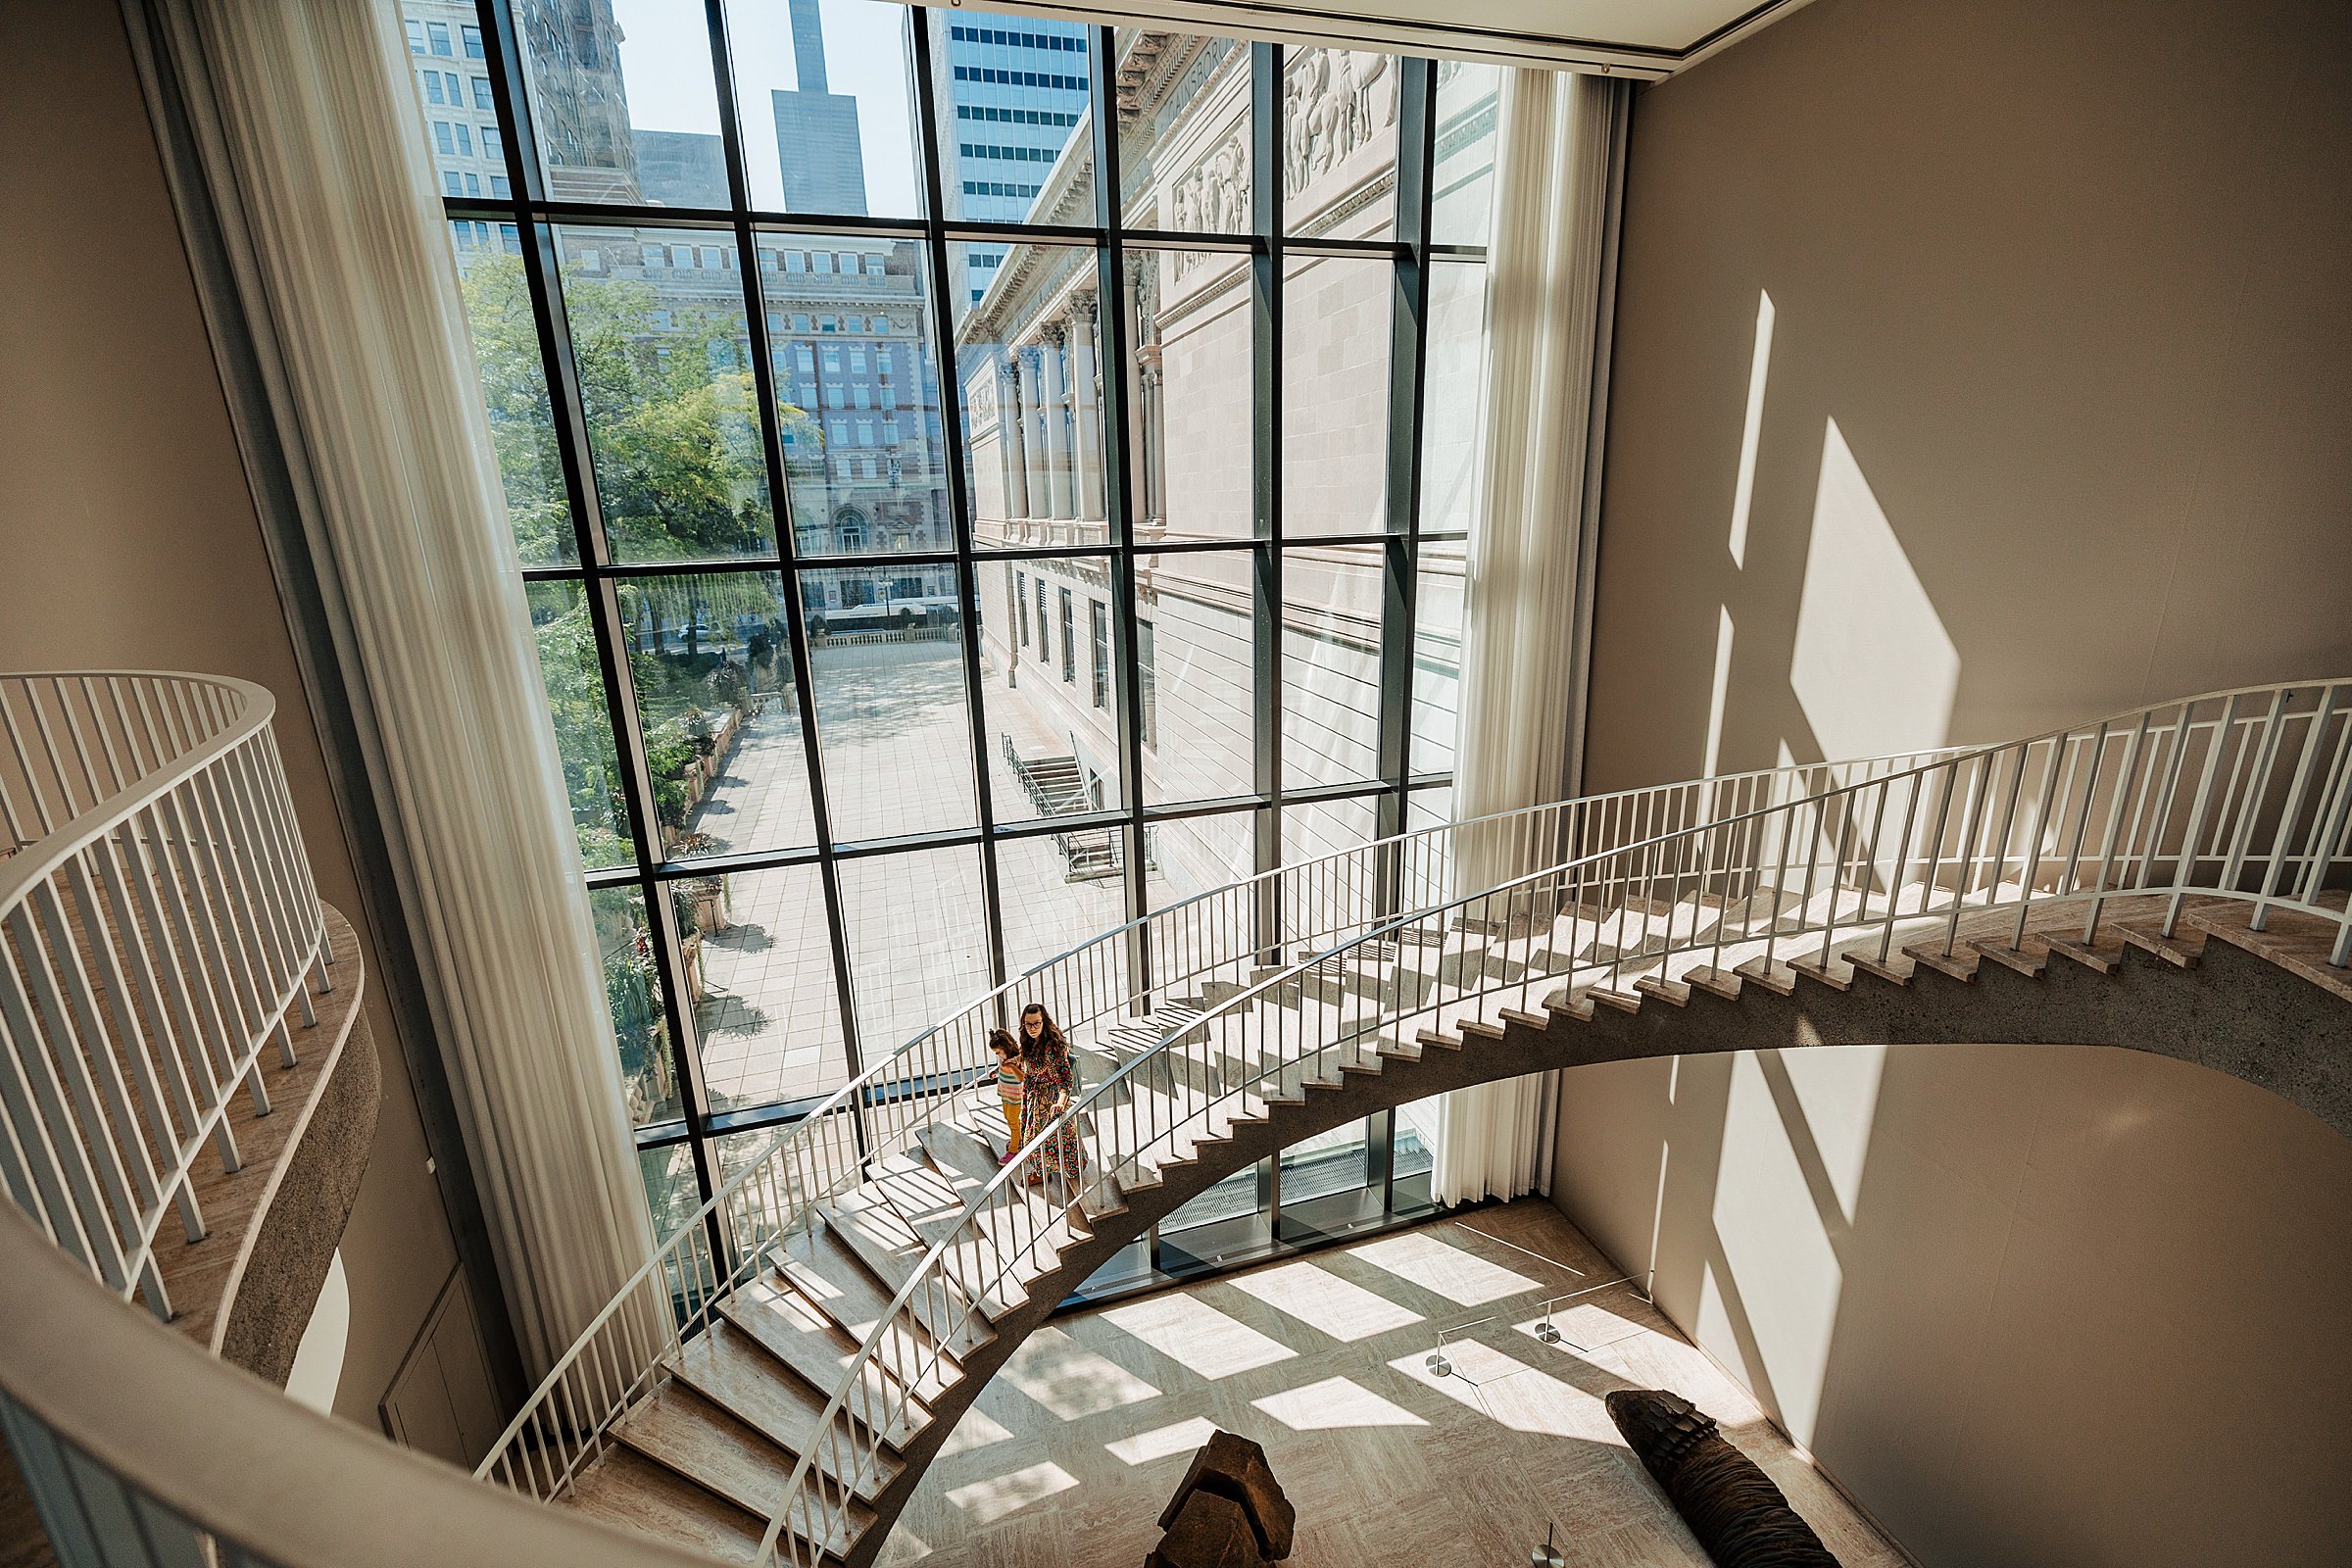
[682,637,1183,1113]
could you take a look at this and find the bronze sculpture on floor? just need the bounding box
[1604,1390,1842,1567]
[1144,1430,1296,1568]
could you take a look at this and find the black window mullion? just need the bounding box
[1374,60,1438,889]
[1250,43,1284,962]
[1089,26,1151,1000]
[908,10,1012,1010]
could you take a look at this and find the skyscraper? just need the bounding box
[770,0,868,215]
[918,11,1092,304]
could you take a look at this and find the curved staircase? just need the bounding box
[476,681,2352,1568]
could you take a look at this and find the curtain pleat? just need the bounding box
[147,0,654,1377]
[1434,68,1629,1209]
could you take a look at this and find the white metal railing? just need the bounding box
[0,671,332,1320]
[476,746,1962,1503]
[754,680,2350,1564]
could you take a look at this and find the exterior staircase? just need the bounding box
[469,680,2350,1568]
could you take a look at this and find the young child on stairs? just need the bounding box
[987,1027,1026,1164]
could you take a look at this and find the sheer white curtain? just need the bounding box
[143,0,653,1375]
[1431,67,1629,1208]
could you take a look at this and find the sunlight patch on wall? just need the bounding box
[1728,291,1776,568]
[1788,417,1958,760]
[1703,606,1736,776]
[1708,1047,1881,1447]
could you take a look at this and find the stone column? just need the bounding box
[1040,326,1074,520]
[997,358,1029,521]
[1017,348,1049,521]
[1068,294,1104,522]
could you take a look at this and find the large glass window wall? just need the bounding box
[411,0,1499,1278]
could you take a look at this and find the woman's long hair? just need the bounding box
[1016,1003,1069,1068]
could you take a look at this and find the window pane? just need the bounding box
[759,234,950,561]
[1283,545,1384,788]
[638,1143,703,1243]
[449,233,574,565]
[1412,539,1463,776]
[1422,262,1489,538]
[955,241,1109,546]
[994,832,1133,993]
[595,886,677,1126]
[1162,1159,1264,1235]
[1280,1115,1372,1200]
[1130,247,1254,542]
[838,847,992,1066]
[926,13,1095,245]
[525,581,634,869]
[807,581,978,840]
[1117,33,1252,234]
[723,0,920,218]
[690,863,848,1110]
[553,226,776,563]
[977,556,1121,824]
[1282,48,1398,241]
[518,0,724,204]
[1432,62,1502,247]
[1282,254,1392,535]
[1145,808,1256,991]
[620,572,814,857]
[1391,1094,1442,1211]
[400,3,515,195]
[1282,795,1380,950]
[1138,550,1255,805]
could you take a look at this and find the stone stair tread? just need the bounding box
[1842,953,1913,986]
[1967,940,2047,977]
[817,1189,999,1349]
[718,1278,928,1448]
[561,1444,766,1566]
[774,1216,984,1371]
[1788,957,1852,992]
[2111,919,2207,968]
[1899,942,1980,981]
[612,1381,873,1554]
[2038,936,2125,974]
[1631,975,1690,1006]
[667,1323,899,1501]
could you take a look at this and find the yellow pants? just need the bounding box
[1000,1101,1023,1151]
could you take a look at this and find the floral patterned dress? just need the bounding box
[1018,1043,1084,1185]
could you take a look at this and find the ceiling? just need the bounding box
[949,0,1820,77]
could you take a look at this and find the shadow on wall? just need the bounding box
[1553,1042,2352,1567]
[1696,290,1963,782]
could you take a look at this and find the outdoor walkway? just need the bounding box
[683,638,1151,1114]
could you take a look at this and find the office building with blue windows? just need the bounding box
[914,11,1092,304]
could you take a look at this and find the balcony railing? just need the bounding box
[0,672,333,1320]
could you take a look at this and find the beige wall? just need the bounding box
[0,3,465,1431]
[1555,1,2352,1562]
[1552,1045,2352,1566]
[1583,0,2352,788]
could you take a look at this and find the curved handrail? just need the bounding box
[0,1200,713,1568]
[477,745,1965,1493]
[0,669,332,1318]
[759,679,2352,1562]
